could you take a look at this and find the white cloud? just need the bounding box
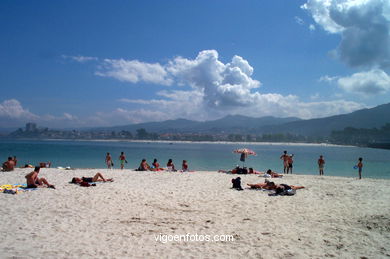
[92,50,365,121]
[295,16,305,25]
[319,75,339,82]
[96,59,173,85]
[302,0,390,69]
[62,55,98,63]
[0,99,38,120]
[337,69,390,95]
[309,24,316,31]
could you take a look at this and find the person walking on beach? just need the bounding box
[280,151,289,174]
[318,155,325,176]
[119,152,127,170]
[105,152,113,169]
[357,157,363,179]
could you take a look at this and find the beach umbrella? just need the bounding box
[233,148,257,167]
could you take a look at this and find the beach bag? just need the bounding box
[231,177,243,190]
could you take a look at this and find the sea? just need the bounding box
[1,139,389,179]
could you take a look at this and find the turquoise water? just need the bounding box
[0,139,389,179]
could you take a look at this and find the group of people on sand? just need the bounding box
[136,158,189,172]
[104,152,190,172]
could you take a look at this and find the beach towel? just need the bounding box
[0,184,37,194]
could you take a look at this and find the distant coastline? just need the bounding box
[2,137,353,148]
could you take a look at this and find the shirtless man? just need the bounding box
[280,151,289,174]
[25,166,55,188]
[2,157,15,171]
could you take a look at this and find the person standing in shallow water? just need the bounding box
[357,157,363,179]
[105,152,113,169]
[119,152,127,170]
[318,155,325,176]
[280,151,289,174]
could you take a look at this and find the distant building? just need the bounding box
[26,122,37,132]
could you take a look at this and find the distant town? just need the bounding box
[3,122,390,149]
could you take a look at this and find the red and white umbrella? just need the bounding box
[233,148,257,156]
[233,148,257,166]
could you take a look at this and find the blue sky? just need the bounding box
[1,0,390,128]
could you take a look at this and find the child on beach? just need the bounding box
[25,166,55,189]
[105,152,113,169]
[318,155,325,175]
[357,157,363,179]
[119,152,127,170]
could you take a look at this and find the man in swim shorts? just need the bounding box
[25,166,55,189]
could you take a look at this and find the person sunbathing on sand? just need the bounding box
[264,169,283,178]
[247,180,304,190]
[248,168,263,174]
[25,166,55,189]
[71,172,113,184]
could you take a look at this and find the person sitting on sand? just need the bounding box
[167,159,176,171]
[25,166,55,189]
[2,157,15,171]
[182,160,189,172]
[138,159,150,171]
[71,172,113,184]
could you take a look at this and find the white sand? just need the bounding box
[0,168,389,259]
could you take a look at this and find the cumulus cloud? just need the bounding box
[95,50,365,120]
[337,69,390,95]
[0,99,38,120]
[302,0,390,69]
[96,59,173,85]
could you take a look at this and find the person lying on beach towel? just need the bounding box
[218,166,241,174]
[247,180,304,191]
[248,168,263,174]
[264,169,283,178]
[71,173,113,184]
[25,166,55,189]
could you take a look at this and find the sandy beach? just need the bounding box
[0,168,389,259]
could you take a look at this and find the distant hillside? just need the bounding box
[93,115,300,134]
[262,103,390,136]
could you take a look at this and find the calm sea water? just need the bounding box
[0,139,389,179]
